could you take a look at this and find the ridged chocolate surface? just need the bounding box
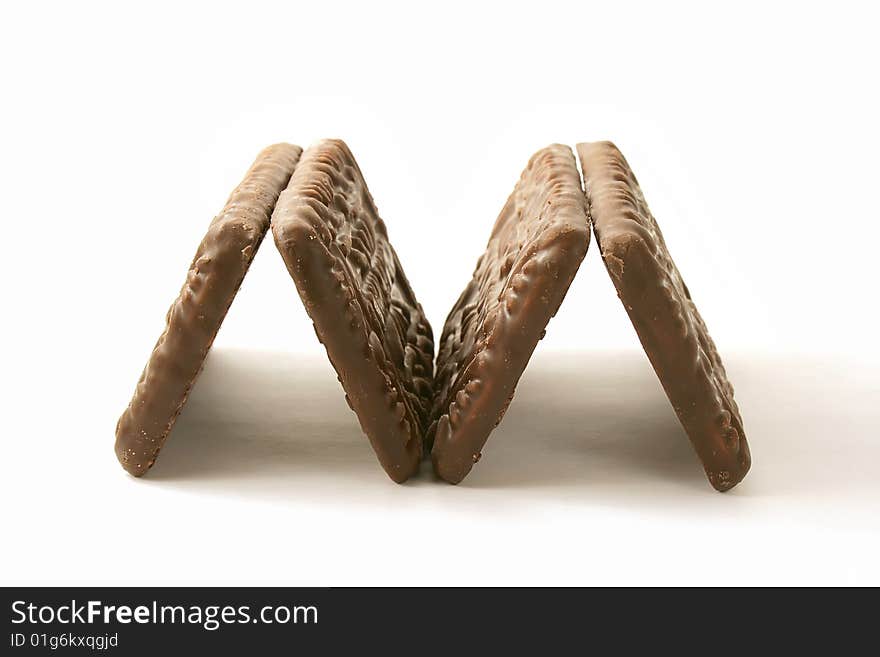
[272,140,434,483]
[115,143,303,476]
[429,144,590,483]
[577,141,750,491]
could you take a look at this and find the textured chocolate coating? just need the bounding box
[272,140,434,483]
[429,144,590,483]
[577,141,750,491]
[115,143,302,476]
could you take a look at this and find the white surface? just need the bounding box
[1,1,879,586]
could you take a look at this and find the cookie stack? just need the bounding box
[115,139,750,492]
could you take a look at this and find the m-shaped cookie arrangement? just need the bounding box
[115,139,751,492]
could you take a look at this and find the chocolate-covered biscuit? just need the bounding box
[429,144,590,483]
[115,143,302,476]
[577,141,750,491]
[272,140,434,483]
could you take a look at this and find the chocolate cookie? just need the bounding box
[115,143,302,476]
[577,141,751,491]
[272,140,434,483]
[429,144,590,483]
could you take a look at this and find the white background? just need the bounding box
[1,1,878,585]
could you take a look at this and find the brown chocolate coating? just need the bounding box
[577,141,750,491]
[429,144,590,483]
[115,143,303,476]
[272,140,434,483]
